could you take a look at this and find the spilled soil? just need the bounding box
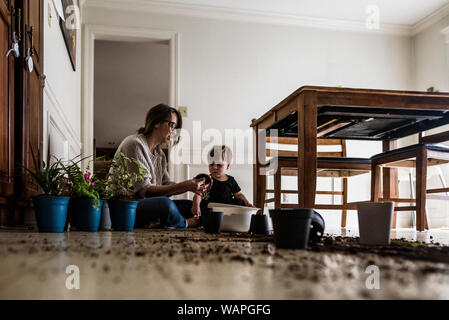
[1,228,449,299]
[1,229,449,265]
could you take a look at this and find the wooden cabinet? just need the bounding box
[0,0,44,225]
[2,0,11,10]
[18,0,44,199]
[0,0,15,200]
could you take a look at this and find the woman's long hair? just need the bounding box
[137,104,183,145]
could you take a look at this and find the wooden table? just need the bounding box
[251,86,449,211]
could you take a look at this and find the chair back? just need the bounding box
[265,137,347,158]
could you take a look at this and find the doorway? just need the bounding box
[82,25,181,180]
[93,40,170,164]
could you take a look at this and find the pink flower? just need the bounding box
[63,179,68,184]
[84,172,92,182]
[92,183,96,187]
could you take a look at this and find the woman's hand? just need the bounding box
[146,178,206,198]
[181,178,207,195]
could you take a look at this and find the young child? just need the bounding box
[191,145,254,217]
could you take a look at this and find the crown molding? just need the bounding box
[84,0,413,36]
[412,3,449,35]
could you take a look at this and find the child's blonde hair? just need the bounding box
[208,145,232,164]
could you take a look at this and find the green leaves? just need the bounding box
[107,152,148,200]
[21,147,66,196]
[22,148,148,203]
[64,162,101,209]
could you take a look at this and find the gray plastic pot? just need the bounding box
[100,200,112,231]
[357,201,394,245]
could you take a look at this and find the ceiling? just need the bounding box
[150,0,449,25]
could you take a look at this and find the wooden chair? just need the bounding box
[371,131,449,231]
[261,137,371,227]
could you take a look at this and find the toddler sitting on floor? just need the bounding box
[191,145,254,217]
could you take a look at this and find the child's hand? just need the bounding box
[246,202,255,208]
[191,206,201,218]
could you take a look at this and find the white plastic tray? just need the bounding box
[207,202,261,233]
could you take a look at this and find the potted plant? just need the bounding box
[21,148,70,233]
[65,159,104,232]
[107,152,148,231]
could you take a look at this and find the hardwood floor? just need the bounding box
[0,228,448,299]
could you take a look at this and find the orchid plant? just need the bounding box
[64,162,101,209]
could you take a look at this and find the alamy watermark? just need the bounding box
[53,0,81,30]
[65,265,80,290]
[65,4,81,30]
[168,121,280,173]
[365,5,380,30]
[365,265,380,289]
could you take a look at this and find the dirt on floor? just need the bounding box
[1,228,449,299]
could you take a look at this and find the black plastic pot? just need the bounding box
[249,214,270,235]
[269,209,313,249]
[310,211,325,243]
[203,211,224,234]
[64,199,73,231]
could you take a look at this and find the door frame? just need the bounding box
[82,23,182,179]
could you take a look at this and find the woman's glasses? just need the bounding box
[164,120,177,130]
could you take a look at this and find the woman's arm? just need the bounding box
[145,179,206,198]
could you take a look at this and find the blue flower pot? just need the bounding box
[71,198,104,232]
[32,195,70,233]
[108,199,138,232]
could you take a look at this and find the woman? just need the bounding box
[111,103,206,228]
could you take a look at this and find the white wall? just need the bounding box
[43,0,82,162]
[84,5,414,228]
[411,14,449,228]
[413,16,449,92]
[94,40,170,148]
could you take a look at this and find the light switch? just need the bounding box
[178,106,188,118]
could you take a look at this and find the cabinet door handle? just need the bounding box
[5,6,21,58]
[24,26,34,72]
[27,26,34,57]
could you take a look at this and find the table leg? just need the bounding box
[382,140,399,228]
[254,126,266,213]
[253,125,258,208]
[274,170,281,209]
[297,92,318,208]
[416,148,427,231]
